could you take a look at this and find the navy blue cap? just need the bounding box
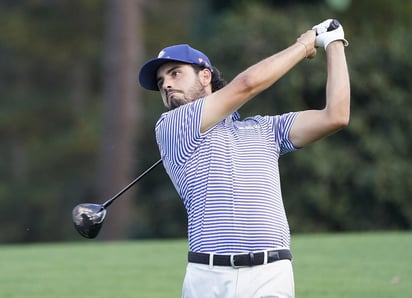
[138,44,212,91]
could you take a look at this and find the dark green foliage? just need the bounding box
[0,1,103,242]
[0,0,410,242]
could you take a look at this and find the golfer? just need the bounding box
[138,19,350,298]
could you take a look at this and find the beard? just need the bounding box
[167,81,209,110]
[168,95,188,110]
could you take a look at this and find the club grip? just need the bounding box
[327,19,340,32]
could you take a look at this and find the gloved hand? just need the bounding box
[312,19,349,50]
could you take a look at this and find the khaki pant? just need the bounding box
[182,259,295,298]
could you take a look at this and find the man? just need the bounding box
[138,19,350,298]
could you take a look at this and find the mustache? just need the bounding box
[166,89,181,98]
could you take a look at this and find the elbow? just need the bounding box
[329,107,350,130]
[324,114,349,134]
[335,114,350,129]
[342,110,350,127]
[233,71,261,98]
[327,92,350,130]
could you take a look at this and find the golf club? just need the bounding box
[327,19,340,32]
[315,19,340,36]
[72,158,162,239]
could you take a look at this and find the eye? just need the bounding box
[171,70,181,77]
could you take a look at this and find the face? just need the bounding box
[156,62,211,110]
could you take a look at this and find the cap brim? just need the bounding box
[138,58,184,91]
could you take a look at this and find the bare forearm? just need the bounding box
[325,41,350,125]
[234,41,307,98]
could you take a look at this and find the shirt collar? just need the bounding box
[232,111,240,121]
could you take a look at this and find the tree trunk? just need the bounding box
[97,0,142,240]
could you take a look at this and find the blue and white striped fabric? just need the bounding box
[155,98,299,254]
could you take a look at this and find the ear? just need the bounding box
[199,68,212,87]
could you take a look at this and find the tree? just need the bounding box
[0,0,104,242]
[96,0,142,239]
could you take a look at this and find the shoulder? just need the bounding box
[156,98,205,126]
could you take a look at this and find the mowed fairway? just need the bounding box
[291,232,412,297]
[0,232,410,297]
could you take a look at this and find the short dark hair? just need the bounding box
[192,65,227,92]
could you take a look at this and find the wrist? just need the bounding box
[325,39,346,50]
[296,41,308,59]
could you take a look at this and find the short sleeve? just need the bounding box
[273,112,299,155]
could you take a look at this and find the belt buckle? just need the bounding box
[230,252,254,268]
[230,254,240,269]
[230,255,240,269]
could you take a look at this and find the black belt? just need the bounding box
[188,249,292,268]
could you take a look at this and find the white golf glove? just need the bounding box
[312,19,349,50]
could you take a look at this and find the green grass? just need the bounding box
[291,232,412,298]
[0,232,411,297]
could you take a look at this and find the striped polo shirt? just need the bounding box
[155,97,299,254]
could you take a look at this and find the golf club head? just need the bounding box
[72,203,107,239]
